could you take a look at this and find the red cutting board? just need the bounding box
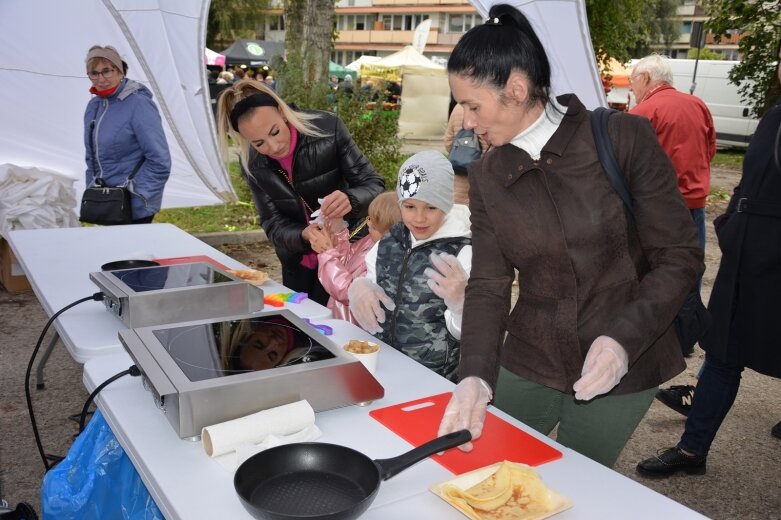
[154,255,229,271]
[370,393,562,474]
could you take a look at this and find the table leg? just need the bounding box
[36,331,60,390]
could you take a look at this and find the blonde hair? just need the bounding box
[216,78,328,168]
[368,191,401,234]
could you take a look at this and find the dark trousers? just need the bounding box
[678,322,742,457]
[281,263,329,306]
[690,207,705,291]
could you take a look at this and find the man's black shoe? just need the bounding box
[655,384,695,417]
[637,447,706,478]
[772,421,781,440]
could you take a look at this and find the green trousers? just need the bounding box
[493,367,656,467]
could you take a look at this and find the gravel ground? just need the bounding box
[1,162,779,519]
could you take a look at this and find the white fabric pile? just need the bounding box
[0,163,79,237]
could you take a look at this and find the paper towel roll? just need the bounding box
[202,400,315,458]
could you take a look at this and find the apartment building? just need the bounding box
[653,0,740,60]
[261,0,740,66]
[262,0,482,65]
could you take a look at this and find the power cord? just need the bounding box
[24,292,105,472]
[79,365,141,433]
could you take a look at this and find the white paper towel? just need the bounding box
[201,400,321,471]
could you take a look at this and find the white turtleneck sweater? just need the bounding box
[509,97,567,160]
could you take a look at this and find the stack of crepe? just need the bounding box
[431,461,572,520]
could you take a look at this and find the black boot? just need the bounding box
[636,447,706,478]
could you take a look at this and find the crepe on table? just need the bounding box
[431,460,572,520]
[227,268,269,285]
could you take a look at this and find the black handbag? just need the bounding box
[591,107,711,355]
[80,120,144,226]
[448,128,482,170]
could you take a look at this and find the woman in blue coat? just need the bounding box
[83,45,171,223]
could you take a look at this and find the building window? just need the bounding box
[337,14,373,30]
[446,13,481,33]
[380,14,427,31]
[269,15,284,31]
[682,21,692,34]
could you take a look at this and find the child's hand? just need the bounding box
[424,253,468,315]
[348,278,395,334]
[303,224,332,253]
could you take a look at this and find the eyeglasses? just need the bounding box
[88,68,117,80]
[629,72,645,84]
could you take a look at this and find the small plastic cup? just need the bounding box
[343,340,380,374]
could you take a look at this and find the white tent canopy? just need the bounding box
[470,0,605,109]
[0,0,236,213]
[345,55,381,72]
[361,46,445,79]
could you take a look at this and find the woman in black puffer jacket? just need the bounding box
[217,79,385,305]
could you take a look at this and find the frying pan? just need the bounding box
[101,259,160,271]
[234,429,471,520]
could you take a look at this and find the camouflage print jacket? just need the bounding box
[371,207,472,381]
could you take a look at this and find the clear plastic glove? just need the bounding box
[347,277,395,334]
[424,252,468,315]
[572,335,629,401]
[437,377,493,453]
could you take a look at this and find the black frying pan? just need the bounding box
[234,429,471,520]
[101,259,160,271]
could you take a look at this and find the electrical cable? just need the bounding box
[78,365,141,433]
[24,292,105,472]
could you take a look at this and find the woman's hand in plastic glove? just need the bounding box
[424,253,468,315]
[347,278,395,334]
[319,190,352,220]
[437,377,492,452]
[573,335,629,401]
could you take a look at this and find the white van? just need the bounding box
[629,59,759,148]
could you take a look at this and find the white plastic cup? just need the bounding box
[344,341,380,374]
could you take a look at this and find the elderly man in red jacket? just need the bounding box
[630,54,716,258]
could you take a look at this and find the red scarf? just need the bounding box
[89,84,120,98]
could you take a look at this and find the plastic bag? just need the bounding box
[41,410,163,520]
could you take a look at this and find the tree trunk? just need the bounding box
[284,0,334,87]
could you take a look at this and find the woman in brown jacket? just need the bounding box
[436,4,703,467]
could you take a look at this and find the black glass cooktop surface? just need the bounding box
[151,314,335,382]
[109,263,234,293]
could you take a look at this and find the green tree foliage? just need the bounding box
[705,0,781,116]
[207,0,270,49]
[686,47,723,60]
[587,0,678,69]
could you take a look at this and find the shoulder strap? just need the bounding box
[126,157,146,181]
[591,107,634,215]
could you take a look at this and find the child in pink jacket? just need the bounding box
[312,192,401,324]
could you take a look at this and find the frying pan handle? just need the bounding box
[374,429,471,481]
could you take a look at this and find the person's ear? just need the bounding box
[505,72,530,105]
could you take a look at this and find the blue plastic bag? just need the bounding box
[41,410,163,520]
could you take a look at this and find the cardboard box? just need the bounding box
[0,238,32,294]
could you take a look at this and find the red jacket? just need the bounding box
[630,84,716,209]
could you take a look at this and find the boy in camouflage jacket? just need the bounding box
[349,151,472,381]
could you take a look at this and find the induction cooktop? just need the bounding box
[90,262,265,328]
[119,309,384,439]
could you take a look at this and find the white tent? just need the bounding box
[0,0,236,215]
[361,46,445,80]
[470,0,605,109]
[345,55,381,72]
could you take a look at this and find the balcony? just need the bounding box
[337,28,438,45]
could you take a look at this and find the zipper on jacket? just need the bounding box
[388,243,413,347]
[93,98,109,181]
